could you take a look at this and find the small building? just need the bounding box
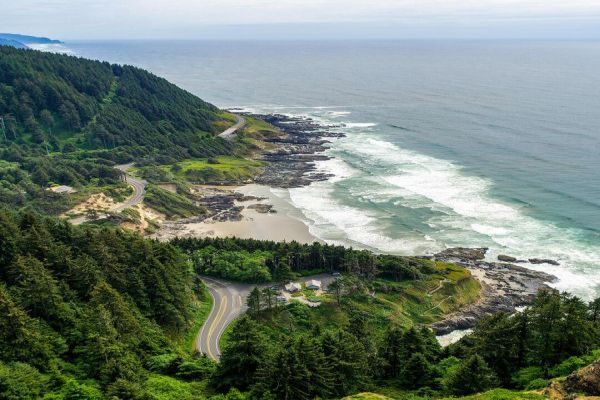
[284,282,301,293]
[305,279,322,290]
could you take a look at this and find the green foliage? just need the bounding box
[144,184,205,219]
[163,156,264,184]
[178,236,441,283]
[144,375,195,400]
[0,46,234,213]
[511,367,544,389]
[0,209,204,398]
[213,316,268,391]
[192,246,272,282]
[0,362,46,400]
[59,379,104,400]
[446,355,499,395]
[442,388,548,400]
[450,289,600,388]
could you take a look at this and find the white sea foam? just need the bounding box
[285,157,440,255]
[344,122,378,128]
[343,136,600,299]
[240,107,600,299]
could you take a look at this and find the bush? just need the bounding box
[548,356,588,378]
[512,367,544,389]
[525,378,549,390]
[60,379,103,400]
[146,353,183,375]
[176,356,217,380]
[0,362,46,400]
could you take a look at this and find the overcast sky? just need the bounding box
[2,0,600,40]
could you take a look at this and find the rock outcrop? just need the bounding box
[431,247,557,334]
[250,114,344,188]
[498,254,518,262]
[545,358,600,399]
[529,258,560,266]
[434,247,488,261]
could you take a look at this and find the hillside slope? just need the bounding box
[0,46,235,214]
[0,209,213,399]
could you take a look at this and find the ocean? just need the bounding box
[68,40,600,299]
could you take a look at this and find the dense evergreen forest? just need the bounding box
[216,287,600,399]
[0,210,598,399]
[0,45,234,214]
[0,209,217,399]
[174,237,436,283]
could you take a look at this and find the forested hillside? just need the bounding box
[216,290,600,399]
[0,209,213,399]
[0,45,234,214]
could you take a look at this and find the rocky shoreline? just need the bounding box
[153,114,562,333]
[430,247,557,334]
[248,113,344,188]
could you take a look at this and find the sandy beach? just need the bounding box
[152,184,317,244]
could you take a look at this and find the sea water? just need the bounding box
[68,40,600,299]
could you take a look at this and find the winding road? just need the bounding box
[114,114,244,212]
[113,163,147,212]
[195,277,256,360]
[196,274,336,360]
[70,114,245,225]
[219,114,246,140]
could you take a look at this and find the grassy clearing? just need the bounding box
[242,115,281,138]
[144,184,205,219]
[213,111,239,132]
[345,389,546,400]
[233,264,481,351]
[343,393,395,400]
[441,389,547,400]
[163,156,264,184]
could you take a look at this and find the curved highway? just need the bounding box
[195,276,255,360]
[113,163,147,213]
[195,274,335,360]
[219,114,246,140]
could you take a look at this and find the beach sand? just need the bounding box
[152,184,317,244]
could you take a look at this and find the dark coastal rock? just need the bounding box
[563,358,600,395]
[545,358,600,398]
[528,258,560,265]
[434,247,488,262]
[247,113,344,188]
[248,204,276,214]
[430,259,556,335]
[498,254,517,262]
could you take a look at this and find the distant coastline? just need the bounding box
[0,33,71,53]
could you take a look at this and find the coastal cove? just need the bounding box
[69,40,600,301]
[144,112,560,336]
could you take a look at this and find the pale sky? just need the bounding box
[2,0,600,40]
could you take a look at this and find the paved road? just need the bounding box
[195,274,336,360]
[113,163,147,213]
[195,276,255,360]
[69,164,146,225]
[219,114,246,140]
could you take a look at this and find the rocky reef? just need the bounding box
[249,114,343,188]
[431,247,557,334]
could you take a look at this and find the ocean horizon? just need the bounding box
[68,39,600,300]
